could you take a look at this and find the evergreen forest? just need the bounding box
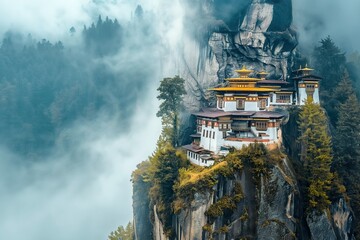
[0,11,158,158]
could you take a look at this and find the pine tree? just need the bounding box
[333,94,360,173]
[149,146,184,238]
[298,99,334,211]
[333,71,356,105]
[313,36,346,125]
[329,70,356,126]
[313,36,346,93]
[108,222,134,240]
[135,5,144,19]
[333,94,360,235]
[156,76,186,147]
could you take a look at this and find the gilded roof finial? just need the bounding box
[302,64,314,71]
[258,69,268,80]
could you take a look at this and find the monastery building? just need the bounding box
[183,65,321,167]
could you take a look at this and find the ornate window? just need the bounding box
[256,122,268,131]
[236,99,245,110]
[305,84,315,99]
[258,99,267,109]
[218,97,224,109]
[276,94,291,103]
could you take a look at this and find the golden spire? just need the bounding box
[302,63,314,71]
[235,65,253,74]
[258,69,269,80]
[296,63,314,76]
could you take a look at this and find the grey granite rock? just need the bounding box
[178,0,297,113]
[307,211,337,240]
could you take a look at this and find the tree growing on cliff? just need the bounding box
[156,76,186,147]
[108,222,134,240]
[298,99,334,211]
[333,93,360,235]
[334,94,360,171]
[149,146,186,238]
[313,36,346,93]
[313,36,346,125]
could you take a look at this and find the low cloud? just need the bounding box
[0,94,161,239]
[293,0,360,53]
[0,0,135,41]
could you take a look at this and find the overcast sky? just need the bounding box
[0,0,359,240]
[293,0,360,54]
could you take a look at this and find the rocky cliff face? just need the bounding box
[133,108,355,239]
[142,159,354,240]
[177,0,297,110]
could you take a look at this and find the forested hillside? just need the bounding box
[311,37,360,236]
[0,10,157,158]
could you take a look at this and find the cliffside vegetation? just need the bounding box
[132,76,188,238]
[108,222,134,240]
[285,36,360,236]
[156,76,186,148]
[312,36,360,236]
[298,99,335,211]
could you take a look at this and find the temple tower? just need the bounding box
[293,65,321,105]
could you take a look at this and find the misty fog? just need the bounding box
[0,0,359,239]
[293,0,360,53]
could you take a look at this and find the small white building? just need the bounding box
[183,144,215,167]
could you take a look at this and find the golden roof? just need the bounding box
[210,87,276,92]
[235,66,254,74]
[299,64,314,72]
[258,70,269,80]
[226,77,261,82]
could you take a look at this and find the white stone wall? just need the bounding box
[224,101,237,111]
[298,87,307,105]
[245,101,259,111]
[313,88,320,104]
[298,87,320,105]
[200,120,280,154]
[223,139,275,150]
[200,125,225,153]
[223,99,266,112]
[223,140,250,149]
[251,127,278,141]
